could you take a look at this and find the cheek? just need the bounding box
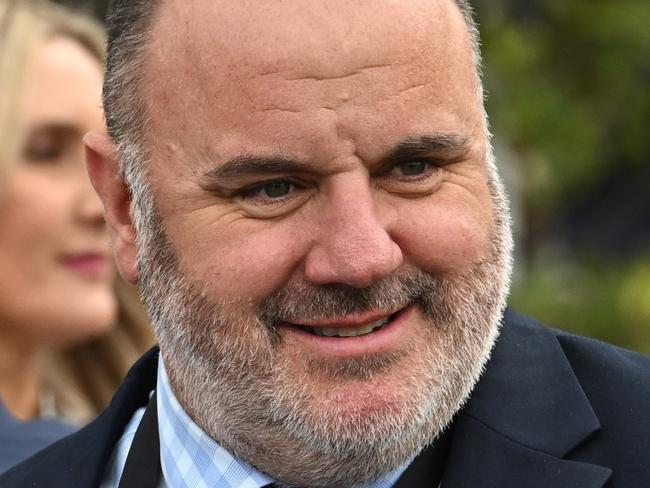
[171,218,309,302]
[0,183,60,282]
[392,192,493,273]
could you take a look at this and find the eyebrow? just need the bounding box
[205,156,310,181]
[203,133,470,183]
[387,134,470,162]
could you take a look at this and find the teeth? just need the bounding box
[355,325,374,335]
[305,316,391,338]
[338,328,358,337]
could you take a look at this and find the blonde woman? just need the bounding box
[0,0,152,470]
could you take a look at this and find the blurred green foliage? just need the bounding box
[511,255,650,354]
[476,1,650,352]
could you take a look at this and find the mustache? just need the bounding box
[258,268,454,328]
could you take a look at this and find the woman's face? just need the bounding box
[0,36,116,347]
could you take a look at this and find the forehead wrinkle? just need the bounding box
[247,60,436,116]
[251,62,396,84]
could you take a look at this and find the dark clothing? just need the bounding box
[2,309,649,487]
[0,399,75,474]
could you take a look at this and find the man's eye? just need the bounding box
[261,180,293,198]
[378,158,442,197]
[394,160,429,177]
[231,178,313,217]
[240,180,295,201]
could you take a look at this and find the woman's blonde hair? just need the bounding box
[0,0,153,424]
[43,280,154,424]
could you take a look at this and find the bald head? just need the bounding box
[103,0,483,173]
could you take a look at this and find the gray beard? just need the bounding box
[135,174,513,488]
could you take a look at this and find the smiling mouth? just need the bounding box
[295,312,399,338]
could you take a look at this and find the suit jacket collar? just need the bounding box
[442,308,612,487]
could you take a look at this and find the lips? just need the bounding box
[60,252,109,278]
[281,305,414,357]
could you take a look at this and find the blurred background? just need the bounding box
[475,0,650,354]
[54,0,649,352]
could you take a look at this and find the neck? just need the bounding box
[0,332,41,420]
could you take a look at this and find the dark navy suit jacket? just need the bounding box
[2,309,649,487]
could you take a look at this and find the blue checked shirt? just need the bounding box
[101,357,408,488]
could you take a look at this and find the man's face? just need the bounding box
[127,0,511,485]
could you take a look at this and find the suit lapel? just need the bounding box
[394,426,453,488]
[442,310,611,487]
[443,415,611,488]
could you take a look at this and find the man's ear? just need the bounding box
[85,131,139,284]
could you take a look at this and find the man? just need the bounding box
[2,0,649,487]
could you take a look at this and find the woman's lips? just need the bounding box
[60,252,110,278]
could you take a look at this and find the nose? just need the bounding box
[304,182,403,288]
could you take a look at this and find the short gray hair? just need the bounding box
[103,0,159,235]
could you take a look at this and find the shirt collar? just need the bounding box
[157,356,408,488]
